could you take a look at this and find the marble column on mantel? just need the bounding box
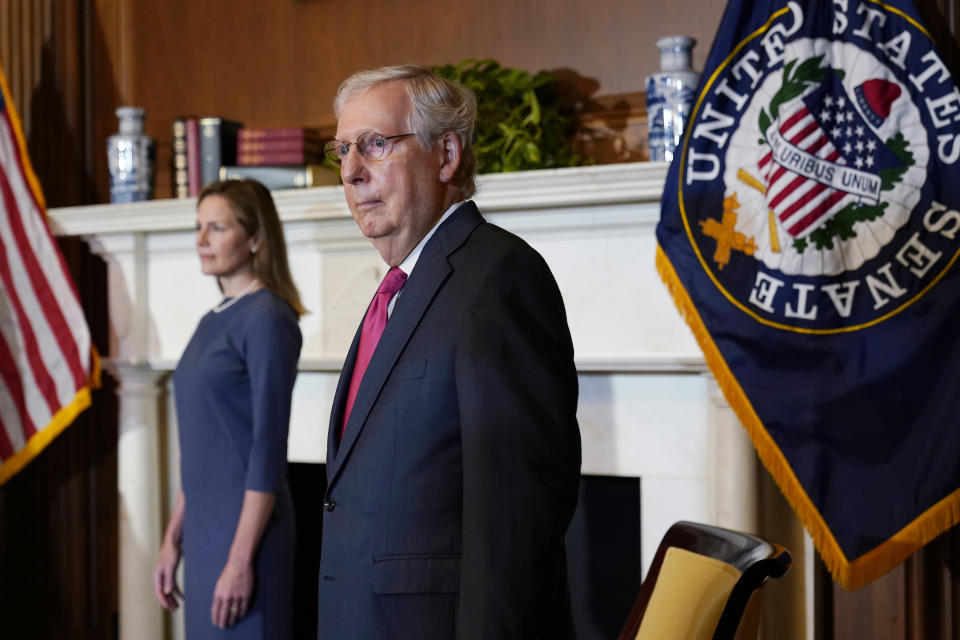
[110,361,168,640]
[706,372,760,533]
[86,231,169,640]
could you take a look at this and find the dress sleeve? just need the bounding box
[242,300,302,493]
[455,245,582,638]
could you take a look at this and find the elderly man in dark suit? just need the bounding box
[318,64,581,640]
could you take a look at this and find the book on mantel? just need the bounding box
[171,118,189,199]
[236,127,325,166]
[219,164,339,190]
[238,138,323,153]
[186,117,202,197]
[170,116,205,198]
[238,149,325,166]
[237,126,323,142]
[199,117,243,189]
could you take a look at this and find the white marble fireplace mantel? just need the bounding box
[49,162,760,640]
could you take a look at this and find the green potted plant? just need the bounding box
[432,59,584,173]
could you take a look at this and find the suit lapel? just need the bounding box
[327,202,484,486]
[327,321,363,461]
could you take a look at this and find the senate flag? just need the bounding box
[0,63,100,486]
[656,0,960,589]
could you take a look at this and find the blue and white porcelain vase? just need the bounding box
[107,106,155,203]
[646,35,700,162]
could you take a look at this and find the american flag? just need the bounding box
[758,70,903,239]
[0,65,100,486]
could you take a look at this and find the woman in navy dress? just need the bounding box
[153,179,306,638]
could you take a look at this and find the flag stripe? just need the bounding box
[0,222,60,421]
[0,329,34,451]
[0,149,85,391]
[760,103,851,238]
[760,114,835,184]
[770,170,818,210]
[775,104,810,138]
[0,378,25,452]
[0,117,85,414]
[0,112,91,369]
[758,108,820,169]
[0,417,14,460]
[0,276,51,436]
[767,142,843,207]
[787,189,849,236]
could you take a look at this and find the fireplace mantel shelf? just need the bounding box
[48,162,670,236]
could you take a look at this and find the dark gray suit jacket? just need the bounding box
[317,201,581,639]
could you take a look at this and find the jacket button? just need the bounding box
[323,497,336,512]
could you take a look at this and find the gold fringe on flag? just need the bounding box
[0,350,101,487]
[0,60,103,488]
[656,244,960,590]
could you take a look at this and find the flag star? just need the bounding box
[843,142,853,154]
[835,111,847,123]
[865,155,875,168]
[846,110,855,121]
[831,126,843,139]
[866,139,877,152]
[855,156,864,168]
[821,109,833,121]
[855,125,865,137]
[837,97,846,109]
[846,126,853,137]
[855,140,864,152]
[824,95,835,107]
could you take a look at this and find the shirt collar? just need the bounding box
[397,200,467,277]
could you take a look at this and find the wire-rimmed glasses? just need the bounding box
[323,132,415,166]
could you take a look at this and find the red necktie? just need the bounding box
[341,267,407,439]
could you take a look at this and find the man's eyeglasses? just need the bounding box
[323,132,416,166]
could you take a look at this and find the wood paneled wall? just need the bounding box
[0,0,51,135]
[96,0,724,202]
[2,1,960,638]
[831,527,960,640]
[0,0,93,207]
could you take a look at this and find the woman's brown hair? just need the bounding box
[198,179,307,317]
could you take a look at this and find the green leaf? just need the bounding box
[524,142,541,163]
[758,109,771,136]
[521,90,541,127]
[873,133,914,189]
[807,201,888,250]
[886,132,915,166]
[782,59,797,80]
[431,58,584,173]
[793,55,825,82]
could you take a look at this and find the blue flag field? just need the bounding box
[656,0,960,589]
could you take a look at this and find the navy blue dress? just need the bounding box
[174,288,301,639]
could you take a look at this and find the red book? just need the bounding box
[237,138,324,154]
[186,118,201,197]
[238,150,325,166]
[237,127,323,142]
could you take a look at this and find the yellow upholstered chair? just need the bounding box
[617,521,792,640]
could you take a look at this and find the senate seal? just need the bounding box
[679,1,960,333]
